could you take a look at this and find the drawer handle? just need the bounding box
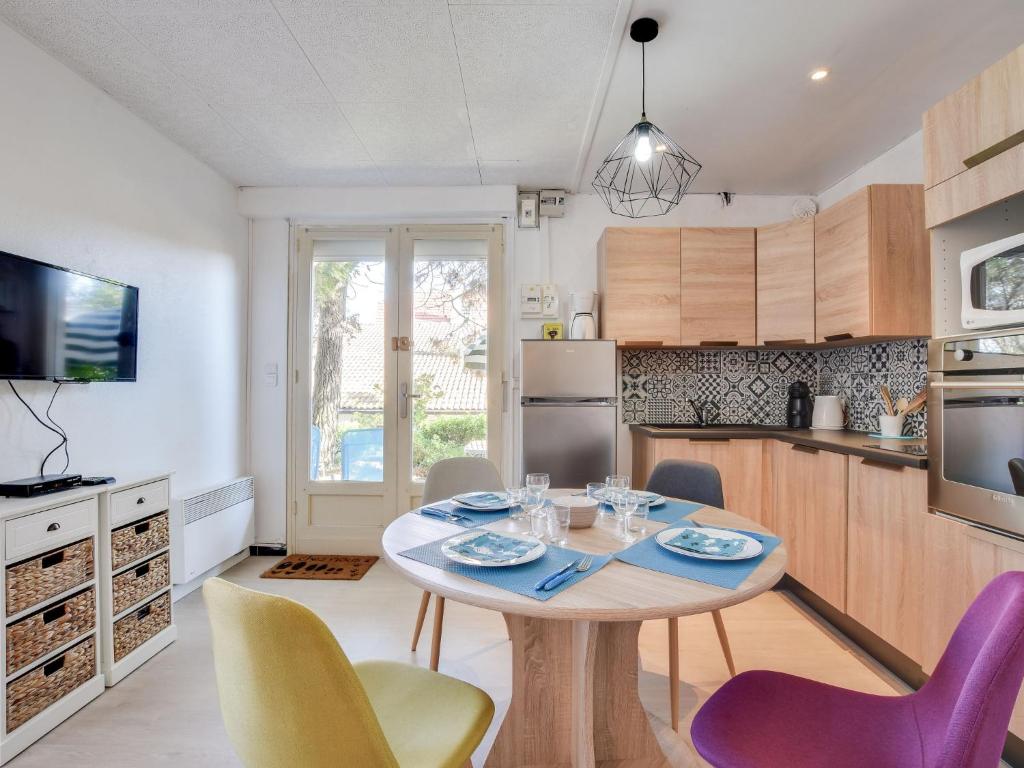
[824,333,854,342]
[135,563,151,578]
[42,655,65,677]
[41,551,65,569]
[860,457,906,472]
[46,522,61,532]
[136,497,146,505]
[791,444,820,454]
[42,604,67,624]
[699,340,738,346]
[136,605,152,622]
[134,521,151,535]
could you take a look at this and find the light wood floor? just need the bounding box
[9,556,908,767]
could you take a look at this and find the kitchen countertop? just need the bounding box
[629,424,928,469]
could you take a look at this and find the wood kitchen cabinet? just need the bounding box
[923,43,1024,227]
[597,228,680,346]
[679,227,756,346]
[845,457,928,661]
[770,441,848,610]
[814,184,930,343]
[632,436,766,526]
[756,218,815,345]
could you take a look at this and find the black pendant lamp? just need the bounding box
[593,18,701,218]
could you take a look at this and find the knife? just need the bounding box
[420,507,471,523]
[533,558,581,591]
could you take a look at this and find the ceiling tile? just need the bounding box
[115,9,330,104]
[471,96,590,163]
[274,1,463,102]
[342,102,476,164]
[378,164,480,186]
[479,159,575,189]
[215,101,373,166]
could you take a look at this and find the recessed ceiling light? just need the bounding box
[810,68,830,81]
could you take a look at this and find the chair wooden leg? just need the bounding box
[668,617,680,733]
[411,591,431,652]
[711,609,737,678]
[430,596,445,671]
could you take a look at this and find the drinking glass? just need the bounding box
[587,482,608,518]
[506,486,527,522]
[547,504,571,546]
[616,491,640,541]
[605,474,629,520]
[525,473,550,538]
[627,497,650,538]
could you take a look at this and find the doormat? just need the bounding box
[260,554,379,581]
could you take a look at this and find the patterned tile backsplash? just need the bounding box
[621,338,928,437]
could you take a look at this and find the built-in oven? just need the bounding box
[961,232,1024,330]
[929,330,1024,537]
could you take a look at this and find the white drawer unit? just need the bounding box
[109,480,169,528]
[4,499,96,563]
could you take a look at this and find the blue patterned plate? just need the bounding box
[441,530,546,567]
[450,491,511,511]
[655,526,763,561]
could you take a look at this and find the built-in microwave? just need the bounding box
[961,231,1024,330]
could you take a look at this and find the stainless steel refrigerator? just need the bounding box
[520,340,617,487]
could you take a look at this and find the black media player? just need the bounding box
[0,474,82,498]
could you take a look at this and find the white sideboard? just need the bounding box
[0,474,176,764]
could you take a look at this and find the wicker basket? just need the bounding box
[111,512,169,572]
[6,588,96,675]
[113,592,170,662]
[5,538,95,616]
[112,552,169,616]
[6,636,95,733]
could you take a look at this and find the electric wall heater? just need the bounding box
[171,476,255,585]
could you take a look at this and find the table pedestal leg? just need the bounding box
[485,614,669,768]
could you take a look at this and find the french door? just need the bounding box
[290,224,504,554]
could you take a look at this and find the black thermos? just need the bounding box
[788,381,813,429]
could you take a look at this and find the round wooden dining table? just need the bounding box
[382,494,787,768]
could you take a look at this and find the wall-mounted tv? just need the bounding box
[0,250,138,382]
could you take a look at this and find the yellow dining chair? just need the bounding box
[204,578,494,768]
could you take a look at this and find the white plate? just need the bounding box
[655,526,763,561]
[594,489,665,507]
[441,530,546,567]
[451,491,510,511]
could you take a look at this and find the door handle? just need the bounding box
[400,382,422,419]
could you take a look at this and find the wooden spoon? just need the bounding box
[894,397,910,415]
[880,385,896,416]
[903,388,928,416]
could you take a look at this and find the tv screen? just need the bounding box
[0,251,138,381]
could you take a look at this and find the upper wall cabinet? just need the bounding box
[679,228,756,346]
[923,43,1024,227]
[756,218,814,345]
[814,185,930,343]
[598,228,680,346]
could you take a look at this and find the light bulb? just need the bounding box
[634,126,652,162]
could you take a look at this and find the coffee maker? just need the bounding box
[787,381,813,429]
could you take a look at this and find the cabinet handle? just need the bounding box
[42,604,67,624]
[699,340,739,346]
[963,132,1024,169]
[690,438,732,443]
[790,444,820,454]
[40,551,65,569]
[860,457,906,472]
[763,338,807,346]
[134,521,151,535]
[136,605,152,622]
[42,655,66,677]
[136,497,146,505]
[46,522,61,532]
[135,563,151,578]
[824,333,854,342]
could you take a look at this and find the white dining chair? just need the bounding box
[646,459,737,732]
[410,456,504,671]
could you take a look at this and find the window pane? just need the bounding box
[410,239,488,482]
[310,241,385,482]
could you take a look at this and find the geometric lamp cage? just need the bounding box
[592,119,701,218]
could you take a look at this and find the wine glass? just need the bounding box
[617,491,641,542]
[604,474,629,519]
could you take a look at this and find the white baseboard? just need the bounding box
[171,549,250,601]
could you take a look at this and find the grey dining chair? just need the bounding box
[410,456,504,671]
[646,459,737,732]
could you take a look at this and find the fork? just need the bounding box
[541,555,594,591]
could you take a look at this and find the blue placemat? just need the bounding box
[416,500,512,528]
[614,520,781,590]
[599,498,703,525]
[398,533,612,601]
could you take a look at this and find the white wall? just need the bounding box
[0,21,249,496]
[816,131,924,209]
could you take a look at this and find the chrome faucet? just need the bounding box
[688,399,714,427]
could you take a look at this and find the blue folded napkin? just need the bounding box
[599,498,703,525]
[416,501,511,528]
[613,520,782,590]
[398,535,612,601]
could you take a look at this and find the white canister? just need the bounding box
[878,413,906,438]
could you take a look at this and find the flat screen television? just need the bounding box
[0,250,138,381]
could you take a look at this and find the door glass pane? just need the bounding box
[310,239,385,482]
[410,239,489,482]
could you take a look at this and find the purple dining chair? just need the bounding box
[691,571,1024,768]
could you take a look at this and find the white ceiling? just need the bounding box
[1,0,1022,194]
